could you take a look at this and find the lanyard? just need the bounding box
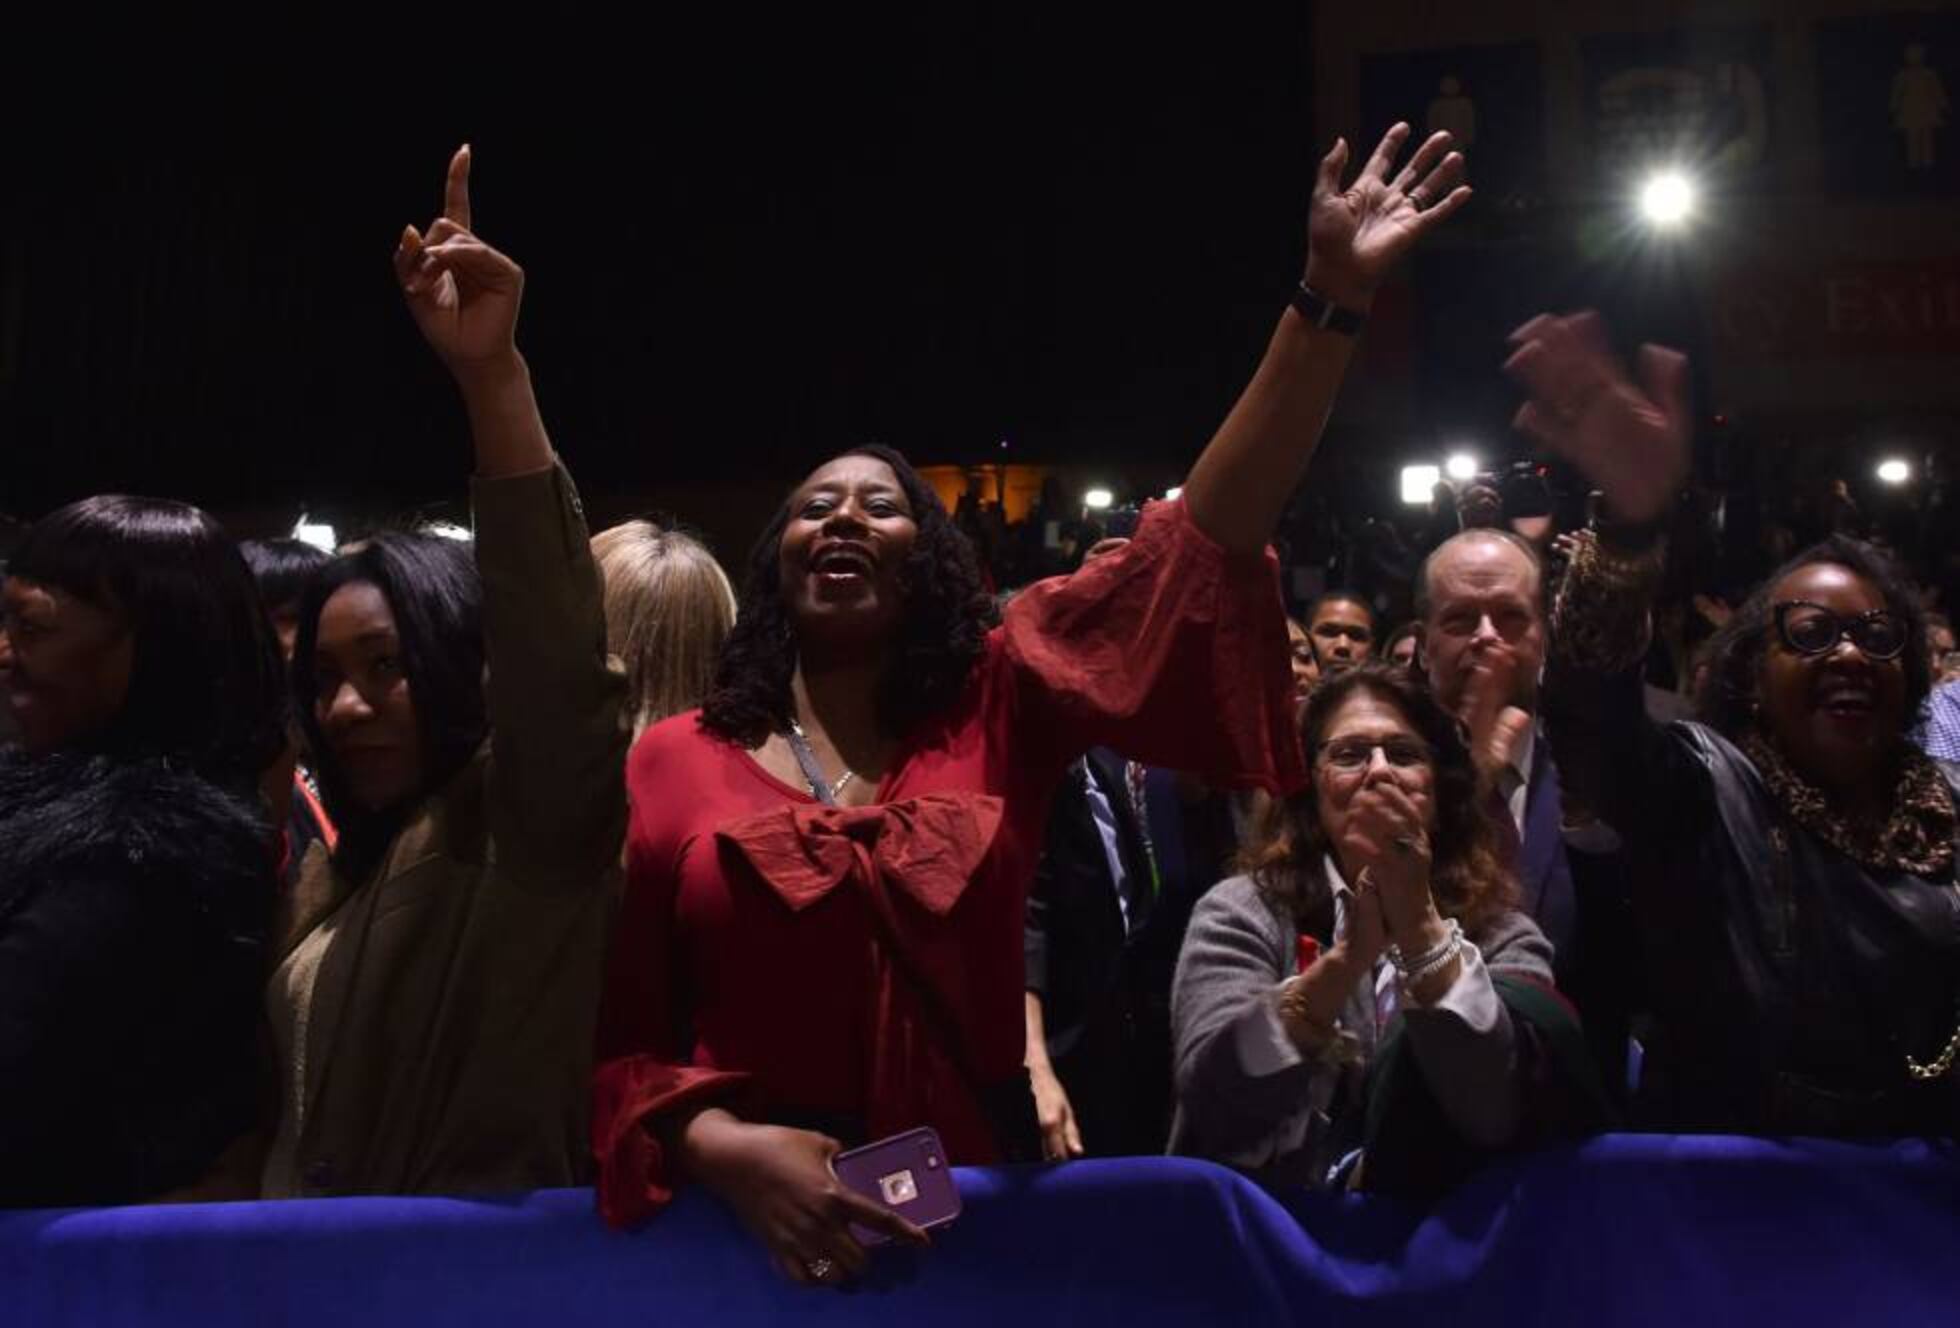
[785,720,847,806]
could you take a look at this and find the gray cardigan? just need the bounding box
[1169,872,1554,1188]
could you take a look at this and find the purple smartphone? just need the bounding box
[830,1126,962,1246]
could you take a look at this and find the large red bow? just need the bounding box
[714,793,1005,917]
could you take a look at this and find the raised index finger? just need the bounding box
[444,144,473,231]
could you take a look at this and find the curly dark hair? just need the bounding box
[699,445,997,747]
[1695,535,1932,738]
[1239,662,1517,943]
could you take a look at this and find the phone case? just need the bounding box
[830,1126,962,1246]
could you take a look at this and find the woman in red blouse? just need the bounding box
[592,124,1471,1283]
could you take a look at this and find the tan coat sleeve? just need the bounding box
[470,460,629,887]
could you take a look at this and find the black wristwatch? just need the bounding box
[1290,281,1367,336]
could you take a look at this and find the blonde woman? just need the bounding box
[591,521,738,736]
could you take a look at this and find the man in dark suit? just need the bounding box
[1024,749,1233,1160]
[1419,527,1635,1102]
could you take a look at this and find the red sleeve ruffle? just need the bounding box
[590,1057,751,1229]
[1001,497,1305,794]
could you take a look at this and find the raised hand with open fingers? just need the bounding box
[1503,311,1691,525]
[1305,123,1472,311]
[393,145,525,376]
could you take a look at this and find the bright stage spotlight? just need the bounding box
[1638,171,1697,229]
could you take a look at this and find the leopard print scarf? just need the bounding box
[1740,733,1957,878]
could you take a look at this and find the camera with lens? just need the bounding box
[1457,460,1552,528]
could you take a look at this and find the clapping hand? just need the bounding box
[1336,776,1436,943]
[1459,651,1533,791]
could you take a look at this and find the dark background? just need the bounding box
[0,16,1326,531]
[1819,9,1960,197]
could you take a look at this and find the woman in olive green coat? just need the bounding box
[262,147,627,1198]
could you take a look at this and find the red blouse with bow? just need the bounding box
[591,499,1303,1226]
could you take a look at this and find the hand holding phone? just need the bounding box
[675,1113,927,1286]
[829,1127,963,1246]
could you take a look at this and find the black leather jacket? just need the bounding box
[1545,660,1960,1136]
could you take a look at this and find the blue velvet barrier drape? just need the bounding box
[5,1135,1959,1326]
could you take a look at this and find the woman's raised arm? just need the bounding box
[1182,124,1469,554]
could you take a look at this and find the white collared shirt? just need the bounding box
[1078,758,1135,934]
[1503,726,1535,839]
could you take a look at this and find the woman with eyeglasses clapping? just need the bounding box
[1170,664,1599,1196]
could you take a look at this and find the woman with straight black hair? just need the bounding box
[593,121,1474,1285]
[241,537,332,662]
[258,147,627,1199]
[289,533,484,879]
[0,495,285,1207]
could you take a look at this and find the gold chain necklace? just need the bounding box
[1741,735,1960,1080]
[1907,997,1960,1082]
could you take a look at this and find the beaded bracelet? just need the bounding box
[1386,917,1463,985]
[1399,933,1463,991]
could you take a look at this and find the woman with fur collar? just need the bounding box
[0,496,286,1207]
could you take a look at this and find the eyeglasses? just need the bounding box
[1772,601,1907,662]
[1316,737,1432,772]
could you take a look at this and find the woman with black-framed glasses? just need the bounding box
[1505,309,1959,1137]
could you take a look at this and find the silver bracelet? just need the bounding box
[1400,934,1463,990]
[1386,917,1463,983]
